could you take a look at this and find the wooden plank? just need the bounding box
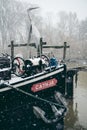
[8,42,46,48]
[8,44,69,49]
[8,43,36,47]
[43,45,70,49]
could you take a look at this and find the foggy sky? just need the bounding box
[20,0,87,21]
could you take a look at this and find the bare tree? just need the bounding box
[79,18,87,58]
[0,0,29,52]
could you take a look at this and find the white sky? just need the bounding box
[21,0,87,21]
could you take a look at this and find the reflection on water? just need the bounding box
[64,71,87,130]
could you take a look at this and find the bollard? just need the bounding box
[66,76,73,98]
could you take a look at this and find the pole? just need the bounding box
[63,42,67,60]
[40,37,43,55]
[11,41,14,61]
[27,7,39,58]
[37,38,47,57]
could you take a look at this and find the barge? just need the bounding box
[0,8,67,129]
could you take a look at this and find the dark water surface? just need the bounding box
[64,71,87,130]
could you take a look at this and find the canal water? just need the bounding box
[64,71,87,130]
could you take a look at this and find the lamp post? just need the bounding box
[27,7,39,58]
[27,7,39,21]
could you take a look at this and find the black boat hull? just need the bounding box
[0,65,66,129]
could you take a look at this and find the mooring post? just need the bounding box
[63,42,67,61]
[11,41,14,61]
[66,76,73,99]
[66,70,77,99]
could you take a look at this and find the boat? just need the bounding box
[0,8,67,129]
[0,52,67,130]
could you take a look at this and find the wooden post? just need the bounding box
[63,42,67,60]
[11,41,14,61]
[40,37,43,55]
[37,38,46,57]
[37,45,40,57]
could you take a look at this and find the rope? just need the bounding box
[5,83,66,109]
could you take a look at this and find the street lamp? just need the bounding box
[27,7,39,58]
[27,7,39,21]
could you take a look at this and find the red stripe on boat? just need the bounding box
[31,78,58,92]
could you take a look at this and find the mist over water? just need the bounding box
[64,71,87,130]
